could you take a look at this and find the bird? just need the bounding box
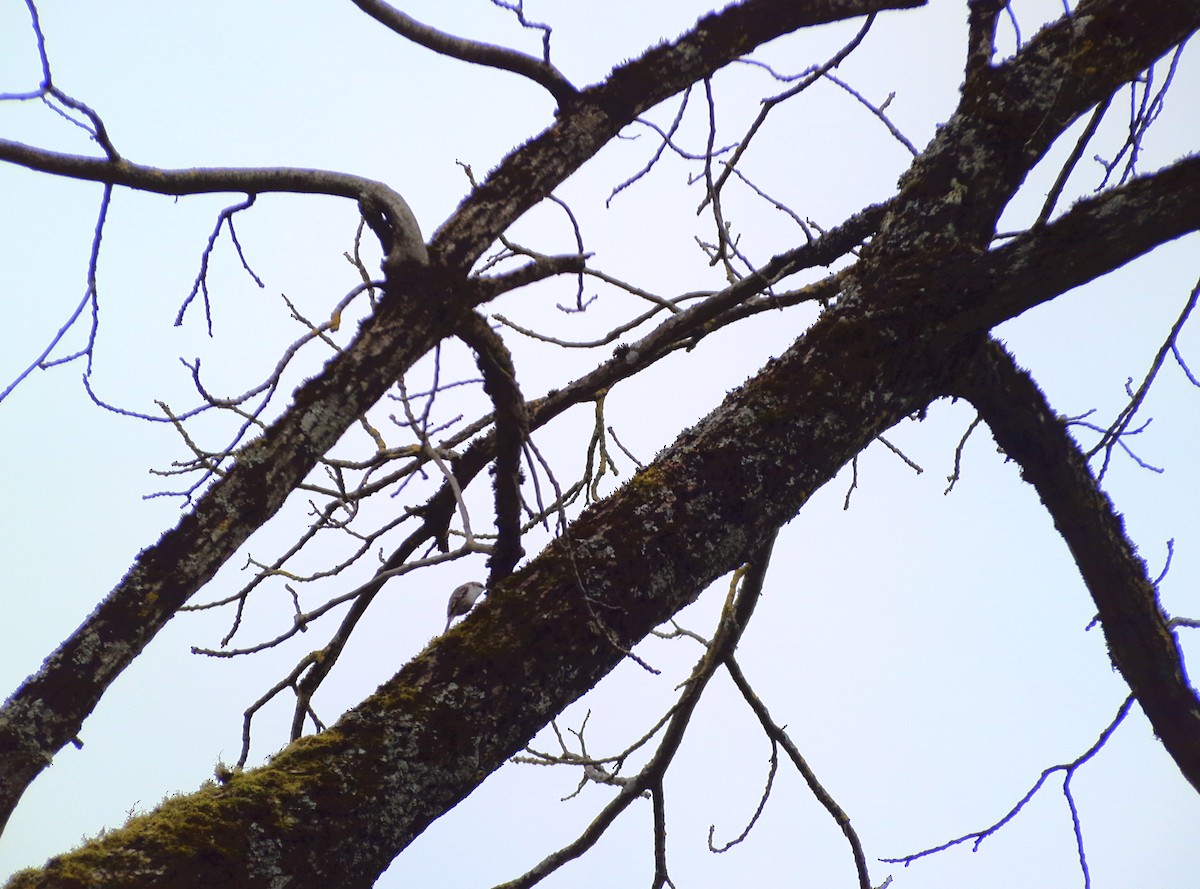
[443,581,485,634]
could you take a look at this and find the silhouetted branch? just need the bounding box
[348,0,579,107]
[950,338,1200,790]
[882,694,1136,889]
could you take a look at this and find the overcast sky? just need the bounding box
[1,2,1198,887]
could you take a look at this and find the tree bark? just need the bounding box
[3,0,1199,884]
[0,0,922,833]
[10,151,1200,888]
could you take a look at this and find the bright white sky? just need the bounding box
[1,2,1198,887]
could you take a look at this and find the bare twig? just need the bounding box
[495,534,779,889]
[1084,276,1200,479]
[882,695,1136,889]
[725,656,874,889]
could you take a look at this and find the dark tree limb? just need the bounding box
[935,153,1200,341]
[946,338,1200,791]
[0,0,917,834]
[871,0,1200,258]
[456,311,528,583]
[965,0,1004,78]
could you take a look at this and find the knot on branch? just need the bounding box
[358,187,429,276]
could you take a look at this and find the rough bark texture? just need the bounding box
[3,264,964,889]
[3,0,1199,884]
[950,339,1200,790]
[10,157,1200,889]
[0,0,918,832]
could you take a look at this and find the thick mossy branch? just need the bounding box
[4,0,1199,884]
[0,0,919,831]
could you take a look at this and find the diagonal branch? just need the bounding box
[0,259,452,837]
[429,0,925,272]
[9,154,1194,878]
[947,337,1200,791]
[870,0,1200,257]
[935,153,1200,341]
[0,1,920,833]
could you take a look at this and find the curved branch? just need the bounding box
[456,311,528,583]
[948,338,1200,791]
[883,694,1135,873]
[0,139,427,268]
[348,0,579,107]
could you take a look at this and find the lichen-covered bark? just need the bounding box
[11,150,1200,888]
[869,0,1200,261]
[3,269,962,889]
[4,0,1200,884]
[0,0,915,833]
[0,266,462,838]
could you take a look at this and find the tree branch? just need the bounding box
[0,140,428,269]
[870,0,1200,257]
[725,657,872,889]
[347,0,579,107]
[948,338,1200,791]
[0,0,925,835]
[456,312,527,583]
[429,0,925,272]
[937,153,1200,340]
[0,261,455,835]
